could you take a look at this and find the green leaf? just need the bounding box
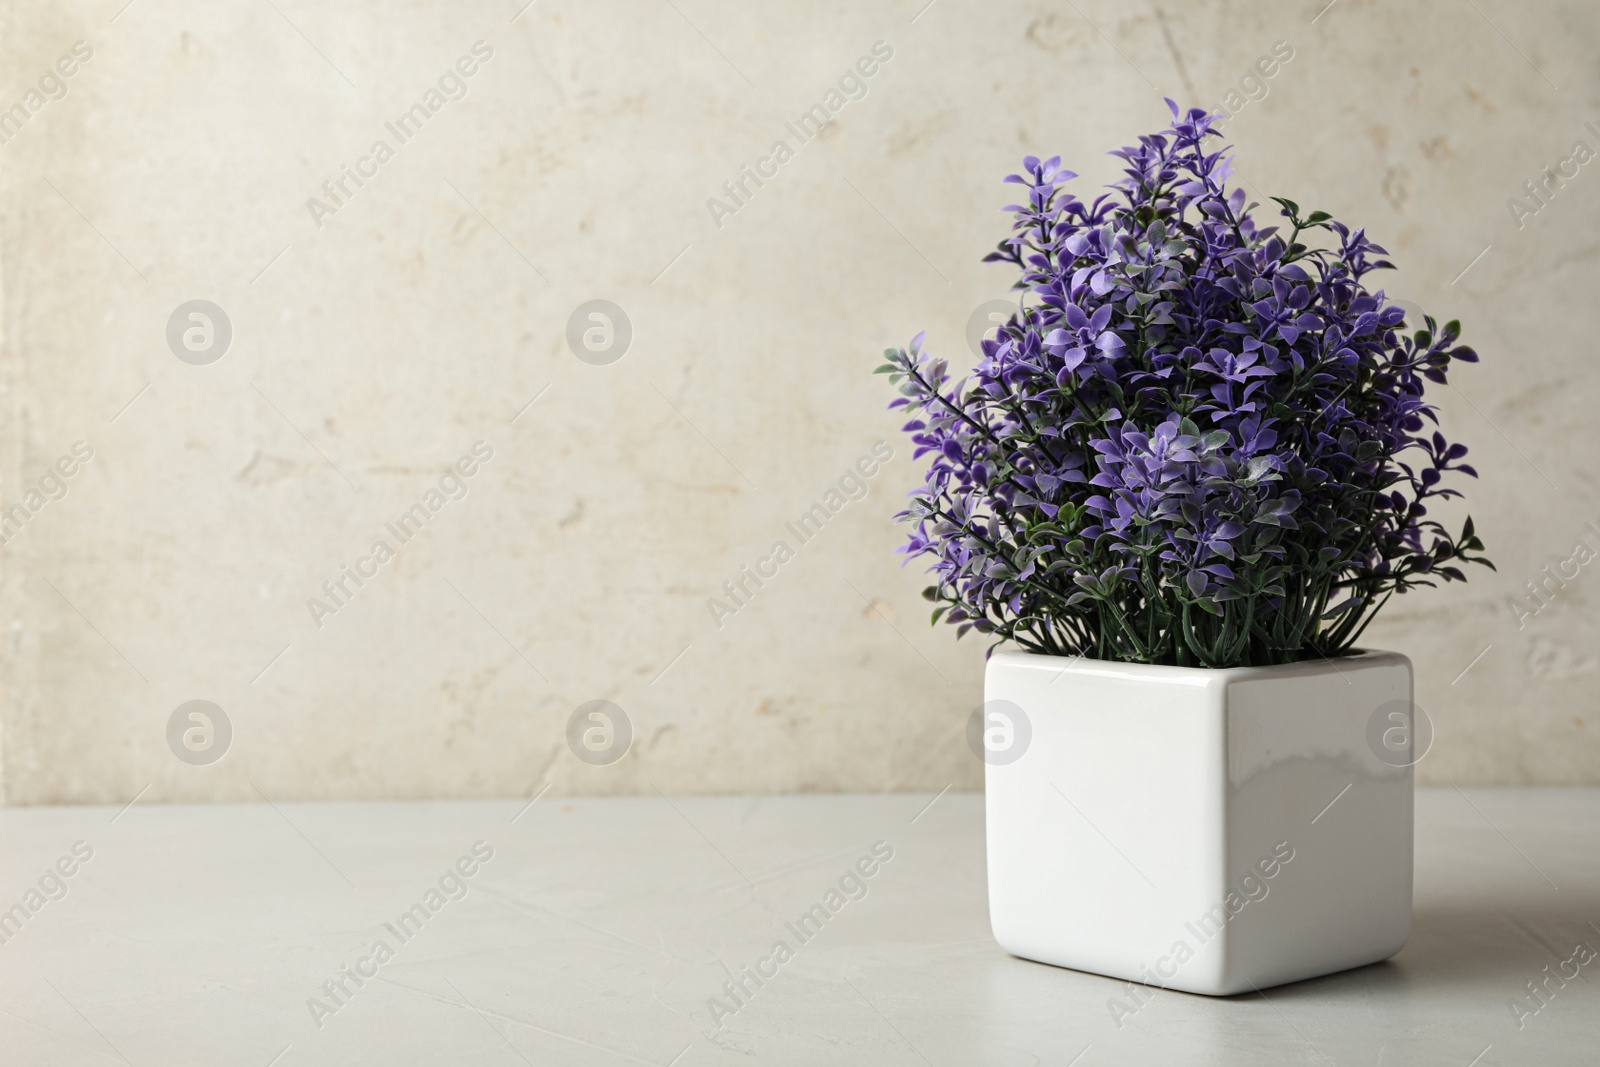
[1321,598,1361,619]
[1304,210,1332,224]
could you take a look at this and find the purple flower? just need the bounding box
[878,99,1491,668]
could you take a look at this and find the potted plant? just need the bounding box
[877,102,1491,996]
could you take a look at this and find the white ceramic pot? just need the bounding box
[983,648,1415,997]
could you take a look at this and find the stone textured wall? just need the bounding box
[0,0,1595,803]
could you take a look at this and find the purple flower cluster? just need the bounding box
[879,102,1491,667]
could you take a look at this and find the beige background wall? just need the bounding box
[0,0,1595,804]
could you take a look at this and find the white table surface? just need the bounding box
[0,789,1595,1066]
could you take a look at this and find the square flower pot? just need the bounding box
[983,648,1414,996]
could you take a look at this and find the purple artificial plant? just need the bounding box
[878,101,1491,668]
